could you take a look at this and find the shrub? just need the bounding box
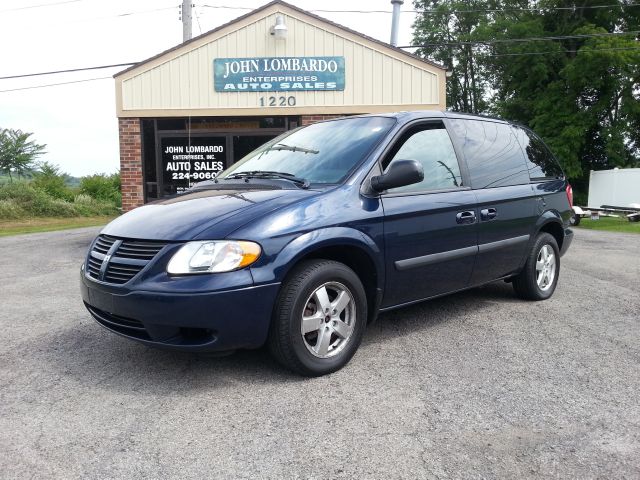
[80,172,121,207]
[0,182,120,219]
[0,199,27,219]
[72,194,119,216]
[32,162,76,202]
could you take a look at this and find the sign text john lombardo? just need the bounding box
[214,56,345,92]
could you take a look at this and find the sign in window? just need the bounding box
[161,136,227,194]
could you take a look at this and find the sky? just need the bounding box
[0,0,419,177]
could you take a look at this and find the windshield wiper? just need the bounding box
[226,170,310,189]
[270,143,319,154]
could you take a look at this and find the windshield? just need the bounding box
[219,116,395,184]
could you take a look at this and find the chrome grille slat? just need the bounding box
[87,256,102,279]
[116,253,161,258]
[85,235,168,285]
[106,265,140,273]
[119,244,164,250]
[119,250,163,254]
[94,237,116,251]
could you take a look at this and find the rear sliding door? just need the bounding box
[447,118,538,285]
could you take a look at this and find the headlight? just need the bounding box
[167,240,261,274]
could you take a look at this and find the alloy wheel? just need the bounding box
[300,281,356,358]
[536,244,556,291]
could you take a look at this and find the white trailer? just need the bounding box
[571,168,640,225]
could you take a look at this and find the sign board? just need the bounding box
[214,56,345,92]
[161,136,226,193]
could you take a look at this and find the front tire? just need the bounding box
[513,233,560,301]
[268,260,367,376]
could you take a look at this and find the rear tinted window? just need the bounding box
[448,119,529,188]
[513,127,564,181]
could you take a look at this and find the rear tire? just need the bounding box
[513,233,560,301]
[268,260,367,376]
[569,212,581,226]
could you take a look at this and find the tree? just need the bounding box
[412,0,494,113]
[412,0,640,188]
[0,128,46,181]
[485,3,640,179]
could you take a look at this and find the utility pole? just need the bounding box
[180,0,193,42]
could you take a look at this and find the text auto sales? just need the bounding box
[220,58,340,91]
[164,145,224,172]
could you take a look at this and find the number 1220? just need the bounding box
[260,96,296,107]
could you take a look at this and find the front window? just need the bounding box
[219,116,396,184]
[383,124,463,193]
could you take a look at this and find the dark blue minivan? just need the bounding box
[81,111,573,376]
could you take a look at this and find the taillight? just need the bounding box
[566,183,573,209]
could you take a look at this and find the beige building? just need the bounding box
[115,0,446,210]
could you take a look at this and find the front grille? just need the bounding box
[93,235,116,255]
[86,235,168,284]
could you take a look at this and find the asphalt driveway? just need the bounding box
[0,227,638,479]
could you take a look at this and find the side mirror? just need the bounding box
[370,159,424,193]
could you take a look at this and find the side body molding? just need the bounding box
[395,235,531,271]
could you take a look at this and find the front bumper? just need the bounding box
[80,272,280,352]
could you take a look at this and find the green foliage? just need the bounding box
[0,182,119,219]
[576,216,640,234]
[0,199,27,220]
[32,161,75,202]
[0,164,121,220]
[80,172,121,207]
[413,0,493,113]
[0,128,46,181]
[412,0,640,191]
[0,129,122,220]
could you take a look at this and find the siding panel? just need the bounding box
[120,10,443,114]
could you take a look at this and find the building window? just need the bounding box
[141,116,299,200]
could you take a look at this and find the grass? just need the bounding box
[575,216,640,233]
[0,216,117,237]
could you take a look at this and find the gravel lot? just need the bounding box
[0,227,638,479]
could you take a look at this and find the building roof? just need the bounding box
[114,0,444,78]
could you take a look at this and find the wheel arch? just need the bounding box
[273,227,384,323]
[535,211,565,251]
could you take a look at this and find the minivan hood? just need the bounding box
[101,186,317,241]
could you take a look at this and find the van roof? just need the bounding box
[342,111,510,124]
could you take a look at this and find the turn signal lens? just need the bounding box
[236,241,261,268]
[167,240,261,274]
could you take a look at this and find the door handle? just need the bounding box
[480,208,497,221]
[456,211,476,224]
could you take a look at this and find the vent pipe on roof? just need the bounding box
[390,0,404,47]
[181,0,193,42]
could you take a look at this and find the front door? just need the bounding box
[380,121,478,307]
